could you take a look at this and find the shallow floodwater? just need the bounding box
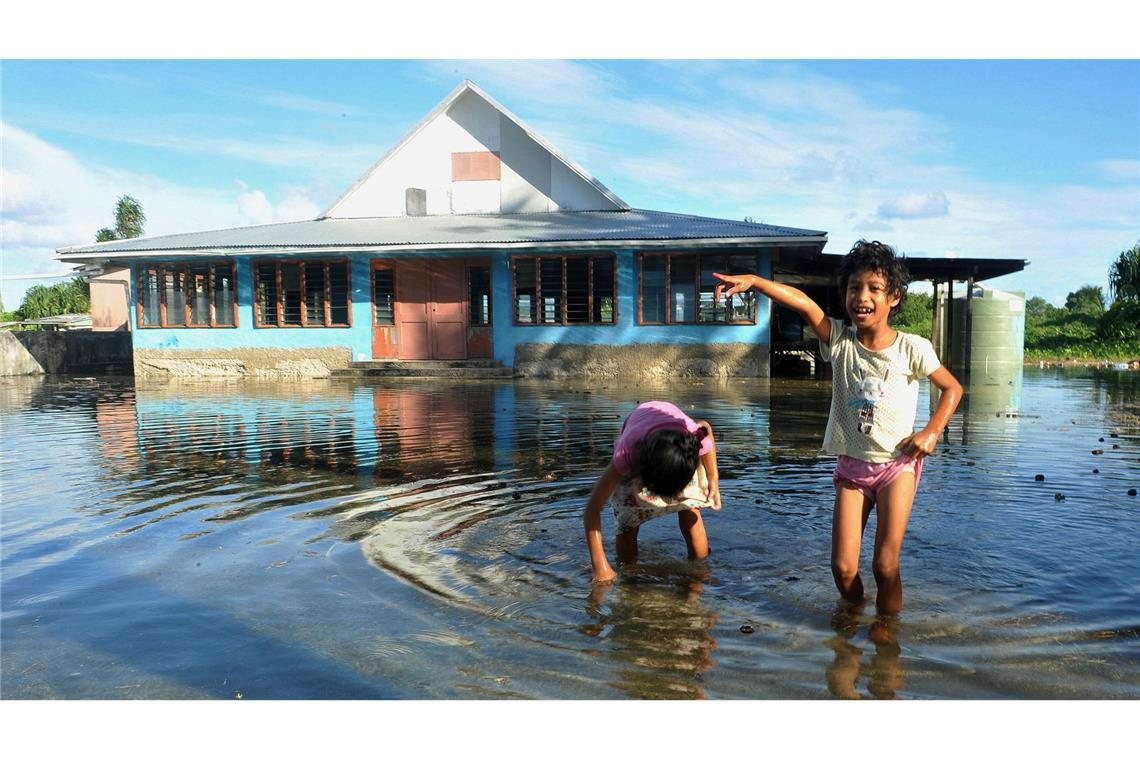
[2,369,1137,699]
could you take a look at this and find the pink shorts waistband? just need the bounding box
[833,454,923,502]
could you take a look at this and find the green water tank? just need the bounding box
[948,285,1025,414]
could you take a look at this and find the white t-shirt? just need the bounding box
[816,317,941,463]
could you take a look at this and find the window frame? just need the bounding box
[510,253,618,327]
[637,252,760,326]
[136,261,238,329]
[254,258,352,329]
[467,261,493,327]
[370,261,397,327]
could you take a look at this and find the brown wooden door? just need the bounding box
[429,260,468,360]
[396,261,430,360]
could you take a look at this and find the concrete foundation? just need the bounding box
[134,347,353,379]
[514,342,769,379]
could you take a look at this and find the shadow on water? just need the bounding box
[2,369,1138,698]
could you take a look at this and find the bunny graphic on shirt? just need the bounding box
[848,368,889,435]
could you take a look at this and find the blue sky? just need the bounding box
[2,57,1137,309]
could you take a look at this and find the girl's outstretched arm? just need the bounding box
[898,366,963,458]
[584,463,621,584]
[712,272,831,343]
[696,420,721,508]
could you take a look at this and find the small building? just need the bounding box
[57,81,1023,380]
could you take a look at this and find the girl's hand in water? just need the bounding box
[898,428,940,459]
[712,272,756,303]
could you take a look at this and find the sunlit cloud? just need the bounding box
[877,191,951,220]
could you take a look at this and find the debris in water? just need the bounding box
[1034,474,1045,481]
[1054,493,1066,502]
[512,492,522,500]
[1092,449,1104,455]
[1093,469,1100,474]
[739,624,755,634]
[1129,489,1137,497]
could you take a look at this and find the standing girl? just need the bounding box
[714,240,962,614]
[584,401,721,584]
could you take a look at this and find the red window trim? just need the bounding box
[253,259,353,329]
[636,252,761,326]
[136,261,239,329]
[510,253,618,327]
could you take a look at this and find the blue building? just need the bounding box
[58,81,831,379]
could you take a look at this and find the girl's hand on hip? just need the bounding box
[898,429,939,459]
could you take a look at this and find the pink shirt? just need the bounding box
[612,401,712,475]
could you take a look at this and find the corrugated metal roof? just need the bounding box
[57,209,827,261]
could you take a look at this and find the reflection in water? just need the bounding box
[584,567,719,699]
[825,604,905,699]
[1,369,1137,699]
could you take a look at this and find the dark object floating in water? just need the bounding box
[1034,474,1045,481]
[1093,469,1100,474]
[754,497,764,504]
[1099,437,1105,442]
[1110,433,1119,438]
[1129,489,1137,497]
[1112,444,1120,449]
[1055,493,1065,501]
[512,492,522,500]
[740,624,755,634]
[966,461,977,466]
[785,576,799,582]
[1092,449,1104,455]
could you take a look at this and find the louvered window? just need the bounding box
[637,253,759,324]
[254,259,352,327]
[137,262,237,328]
[511,255,617,326]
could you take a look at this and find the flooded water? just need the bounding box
[2,368,1137,699]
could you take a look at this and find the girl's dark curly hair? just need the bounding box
[634,428,703,498]
[838,239,911,318]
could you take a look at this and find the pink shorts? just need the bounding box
[833,455,923,502]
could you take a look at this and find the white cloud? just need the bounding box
[236,184,320,225]
[877,191,951,220]
[0,123,321,307]
[1094,159,1140,182]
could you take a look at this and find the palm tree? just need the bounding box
[1108,241,1140,303]
[95,195,146,241]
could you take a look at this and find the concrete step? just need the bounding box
[347,359,503,369]
[332,364,516,379]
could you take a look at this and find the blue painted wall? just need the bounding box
[128,248,772,364]
[489,248,772,366]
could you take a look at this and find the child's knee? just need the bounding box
[831,558,860,584]
[871,555,900,580]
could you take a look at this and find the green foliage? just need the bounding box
[1108,240,1140,303]
[94,195,146,242]
[1025,288,1140,360]
[1064,285,1105,316]
[1097,299,1140,340]
[1026,296,1059,319]
[16,278,91,321]
[892,291,932,338]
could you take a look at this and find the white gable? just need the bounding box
[322,82,627,219]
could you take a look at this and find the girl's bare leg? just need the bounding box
[677,509,709,560]
[616,526,639,563]
[871,472,917,615]
[832,484,873,602]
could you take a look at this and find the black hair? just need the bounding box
[634,428,703,498]
[838,239,911,318]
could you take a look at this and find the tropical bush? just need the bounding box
[15,278,91,321]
